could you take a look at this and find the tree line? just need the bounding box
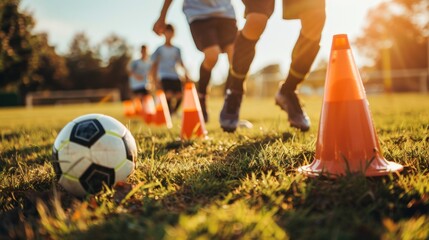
[0,0,428,104]
[0,0,132,103]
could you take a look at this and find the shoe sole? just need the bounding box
[221,126,237,133]
[275,98,310,132]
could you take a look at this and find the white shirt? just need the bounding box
[183,0,236,23]
[128,58,151,90]
[151,45,182,80]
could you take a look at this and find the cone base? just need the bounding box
[298,159,403,178]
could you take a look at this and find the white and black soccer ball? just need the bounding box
[52,114,137,197]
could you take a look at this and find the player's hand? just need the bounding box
[153,18,166,36]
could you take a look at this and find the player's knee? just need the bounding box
[242,13,269,40]
[224,44,234,63]
[203,48,220,69]
[301,9,326,42]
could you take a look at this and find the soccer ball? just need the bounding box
[52,114,137,197]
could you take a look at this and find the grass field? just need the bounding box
[1,94,428,239]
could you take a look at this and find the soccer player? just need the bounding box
[128,45,152,97]
[151,24,188,115]
[153,0,237,123]
[220,0,326,132]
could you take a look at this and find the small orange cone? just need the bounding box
[133,97,143,115]
[298,34,403,177]
[123,100,135,117]
[154,90,173,128]
[141,95,156,124]
[181,82,207,140]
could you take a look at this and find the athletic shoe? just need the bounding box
[219,89,243,132]
[275,90,310,131]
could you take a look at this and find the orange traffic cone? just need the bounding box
[123,100,135,117]
[133,97,143,115]
[298,34,403,177]
[181,82,207,140]
[153,90,173,128]
[141,95,156,124]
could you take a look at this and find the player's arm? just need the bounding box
[151,60,162,89]
[176,48,190,82]
[147,62,156,90]
[150,48,162,89]
[179,60,191,82]
[153,0,173,35]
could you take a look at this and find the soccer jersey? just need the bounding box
[151,45,182,80]
[183,0,236,23]
[128,58,151,90]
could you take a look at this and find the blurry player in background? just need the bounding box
[151,24,189,115]
[153,0,237,122]
[128,45,152,98]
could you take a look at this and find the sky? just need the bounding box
[20,0,384,84]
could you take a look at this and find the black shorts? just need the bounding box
[190,18,237,52]
[242,0,275,18]
[132,87,149,95]
[161,78,182,93]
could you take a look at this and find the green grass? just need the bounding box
[1,94,428,239]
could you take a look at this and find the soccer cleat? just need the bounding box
[219,89,243,132]
[198,94,209,123]
[275,90,310,132]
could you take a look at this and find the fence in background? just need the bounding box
[245,68,429,97]
[25,88,120,108]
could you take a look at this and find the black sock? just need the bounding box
[281,73,302,93]
[166,98,173,114]
[281,33,321,93]
[198,64,211,95]
[228,32,258,93]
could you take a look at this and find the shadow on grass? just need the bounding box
[159,132,293,213]
[0,131,22,142]
[0,144,51,171]
[63,198,180,240]
[275,174,429,239]
[0,186,79,239]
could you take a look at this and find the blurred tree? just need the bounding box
[65,32,104,89]
[65,33,132,96]
[32,33,69,90]
[0,0,69,100]
[0,0,37,90]
[96,34,132,99]
[355,0,428,70]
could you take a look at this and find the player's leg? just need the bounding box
[228,13,270,92]
[171,79,183,114]
[223,43,234,93]
[199,46,220,95]
[220,0,275,132]
[275,3,325,131]
[161,79,175,114]
[280,7,325,92]
[190,18,222,122]
[198,45,221,122]
[217,18,238,93]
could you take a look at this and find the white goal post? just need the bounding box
[26,88,121,108]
